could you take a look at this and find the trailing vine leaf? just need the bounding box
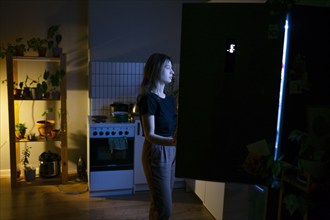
[283,193,309,216]
[42,107,53,117]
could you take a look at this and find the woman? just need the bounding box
[138,53,177,220]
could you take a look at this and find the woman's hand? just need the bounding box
[172,131,177,146]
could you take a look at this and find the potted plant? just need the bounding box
[289,128,330,179]
[50,69,65,99]
[21,75,38,99]
[35,80,48,99]
[27,37,48,57]
[14,81,24,99]
[5,37,27,56]
[36,107,55,137]
[1,79,24,99]
[47,25,62,57]
[27,132,37,141]
[15,123,27,139]
[34,70,50,99]
[21,145,36,182]
[39,150,61,177]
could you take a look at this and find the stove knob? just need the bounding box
[99,131,104,136]
[119,131,123,135]
[124,131,129,135]
[105,131,110,136]
[93,131,98,136]
[111,131,116,136]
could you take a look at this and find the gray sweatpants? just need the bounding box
[142,141,176,220]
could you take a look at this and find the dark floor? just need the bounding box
[0,176,215,220]
[222,183,268,220]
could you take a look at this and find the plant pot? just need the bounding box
[52,47,62,57]
[51,129,61,139]
[38,47,47,57]
[13,88,22,99]
[24,167,36,182]
[15,130,26,139]
[14,50,24,56]
[51,90,60,99]
[30,87,37,99]
[43,91,50,99]
[22,87,32,99]
[34,90,43,100]
[36,120,55,136]
[27,133,37,141]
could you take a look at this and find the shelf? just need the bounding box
[14,99,61,102]
[17,174,63,186]
[16,173,80,189]
[14,98,61,101]
[16,136,61,142]
[6,54,68,188]
[13,56,61,62]
[282,173,310,193]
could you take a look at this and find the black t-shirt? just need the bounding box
[139,92,177,137]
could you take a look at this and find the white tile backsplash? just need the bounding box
[90,61,179,116]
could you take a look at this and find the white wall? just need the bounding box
[0,0,89,175]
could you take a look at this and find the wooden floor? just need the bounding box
[0,176,215,220]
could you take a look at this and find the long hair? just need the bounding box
[140,53,172,95]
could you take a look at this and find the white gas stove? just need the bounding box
[88,115,136,196]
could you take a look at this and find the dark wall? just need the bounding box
[88,0,205,63]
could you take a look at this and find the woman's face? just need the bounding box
[159,60,174,84]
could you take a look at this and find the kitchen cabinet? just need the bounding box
[186,179,225,220]
[134,119,147,191]
[195,180,206,202]
[6,54,68,188]
[204,181,225,220]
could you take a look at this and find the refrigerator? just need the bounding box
[176,2,330,220]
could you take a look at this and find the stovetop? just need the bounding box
[89,115,134,125]
[90,115,108,123]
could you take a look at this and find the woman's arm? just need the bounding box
[141,113,176,146]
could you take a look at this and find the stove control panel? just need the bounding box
[90,126,135,138]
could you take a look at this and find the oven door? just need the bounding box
[90,137,134,171]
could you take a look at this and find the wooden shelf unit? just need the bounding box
[6,54,68,188]
[277,169,311,220]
